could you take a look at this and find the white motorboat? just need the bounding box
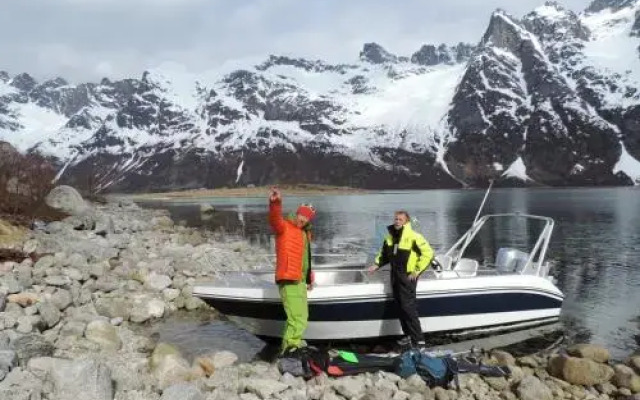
[193,211,564,341]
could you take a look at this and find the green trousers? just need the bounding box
[278,281,308,353]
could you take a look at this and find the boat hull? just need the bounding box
[195,275,564,340]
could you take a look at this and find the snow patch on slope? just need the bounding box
[581,3,640,106]
[347,64,465,140]
[614,142,640,184]
[1,103,68,152]
[502,157,532,181]
[533,3,569,21]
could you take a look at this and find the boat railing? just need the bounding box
[443,213,555,278]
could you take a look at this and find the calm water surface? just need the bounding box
[141,187,640,360]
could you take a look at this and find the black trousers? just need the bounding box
[391,268,423,344]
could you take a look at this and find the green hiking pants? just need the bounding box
[278,281,308,352]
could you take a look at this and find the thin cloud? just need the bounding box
[0,0,592,82]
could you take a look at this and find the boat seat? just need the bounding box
[434,254,452,271]
[453,258,479,277]
[495,248,530,273]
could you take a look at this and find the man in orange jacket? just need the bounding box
[268,186,316,354]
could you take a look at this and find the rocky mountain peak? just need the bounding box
[410,43,476,66]
[0,71,9,83]
[586,0,638,13]
[523,1,590,42]
[481,10,532,53]
[10,73,37,92]
[359,42,397,64]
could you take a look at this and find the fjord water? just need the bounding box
[146,187,640,360]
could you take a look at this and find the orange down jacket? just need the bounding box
[269,199,313,283]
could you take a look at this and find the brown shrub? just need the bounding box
[0,142,63,224]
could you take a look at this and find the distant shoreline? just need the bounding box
[124,184,369,201]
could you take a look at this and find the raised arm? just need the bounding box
[268,187,286,235]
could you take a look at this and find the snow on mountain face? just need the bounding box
[1,0,640,192]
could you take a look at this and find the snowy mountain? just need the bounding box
[1,0,640,192]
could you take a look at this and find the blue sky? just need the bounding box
[1,0,591,81]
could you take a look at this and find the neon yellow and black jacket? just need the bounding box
[374,222,435,275]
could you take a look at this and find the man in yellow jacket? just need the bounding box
[368,210,434,348]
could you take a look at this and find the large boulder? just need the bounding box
[150,343,192,389]
[548,354,614,386]
[85,319,122,350]
[516,375,553,400]
[614,364,640,393]
[28,357,113,400]
[567,344,610,363]
[10,333,55,365]
[45,185,89,216]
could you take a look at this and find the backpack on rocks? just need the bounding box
[394,349,459,388]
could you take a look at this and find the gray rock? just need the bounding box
[244,379,290,399]
[151,216,174,229]
[11,333,55,365]
[278,387,307,400]
[95,296,131,320]
[203,367,240,393]
[516,375,552,400]
[64,267,84,282]
[392,391,410,400]
[34,256,55,270]
[0,332,9,349]
[22,239,38,255]
[398,374,428,394]
[45,185,89,215]
[129,295,165,323]
[24,305,37,316]
[161,383,204,400]
[0,368,44,400]
[15,265,32,289]
[95,214,115,236]
[613,364,640,393]
[211,351,238,369]
[44,275,72,287]
[37,301,61,328]
[1,276,23,294]
[333,376,366,399]
[89,262,108,279]
[65,253,88,269]
[50,289,72,311]
[145,273,172,292]
[16,315,44,333]
[60,320,87,337]
[0,350,17,370]
[184,296,205,311]
[162,289,180,302]
[94,276,120,292]
[47,357,113,400]
[0,291,5,312]
[85,319,122,350]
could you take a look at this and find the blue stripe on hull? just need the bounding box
[201,292,563,322]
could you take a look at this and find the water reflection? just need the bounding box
[141,187,640,359]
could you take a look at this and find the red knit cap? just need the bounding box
[296,204,316,221]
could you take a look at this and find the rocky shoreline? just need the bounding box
[1,186,639,400]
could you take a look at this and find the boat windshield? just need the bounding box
[444,213,554,277]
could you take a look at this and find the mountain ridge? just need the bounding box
[1,0,640,193]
